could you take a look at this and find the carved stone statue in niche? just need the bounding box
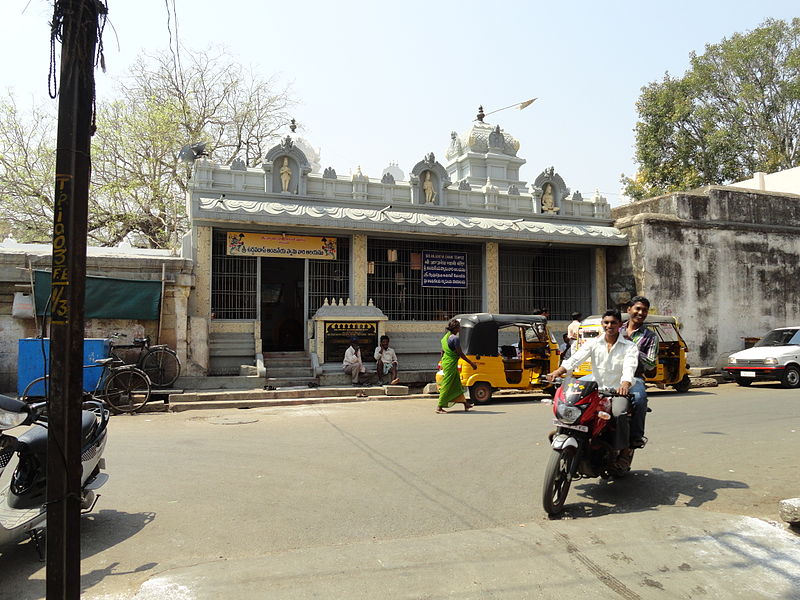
[541,182,556,212]
[279,157,292,192]
[423,172,436,203]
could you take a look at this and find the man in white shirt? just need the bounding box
[567,312,582,345]
[374,335,400,385]
[547,309,640,469]
[547,309,637,397]
[343,337,366,385]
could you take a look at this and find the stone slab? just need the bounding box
[383,385,409,396]
[779,498,800,523]
[689,377,719,388]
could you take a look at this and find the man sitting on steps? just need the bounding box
[374,335,400,385]
[343,337,367,386]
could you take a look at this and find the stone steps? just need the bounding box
[175,375,265,391]
[167,384,412,411]
[264,377,318,388]
[263,351,317,382]
[265,367,315,378]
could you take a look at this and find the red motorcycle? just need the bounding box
[542,376,636,516]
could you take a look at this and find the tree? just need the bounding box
[0,94,57,242]
[623,18,800,200]
[0,46,294,248]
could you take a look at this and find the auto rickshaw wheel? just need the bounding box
[469,382,493,404]
[735,377,752,387]
[672,374,691,393]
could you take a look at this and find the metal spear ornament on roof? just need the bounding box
[476,98,537,121]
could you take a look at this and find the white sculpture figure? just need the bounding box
[423,172,436,203]
[542,182,556,212]
[280,157,292,192]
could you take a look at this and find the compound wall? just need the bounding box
[608,187,800,368]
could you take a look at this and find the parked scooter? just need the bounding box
[0,393,109,555]
[542,376,639,516]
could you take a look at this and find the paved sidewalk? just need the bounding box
[101,507,800,600]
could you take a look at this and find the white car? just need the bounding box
[725,327,800,388]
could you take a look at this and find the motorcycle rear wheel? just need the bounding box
[542,446,575,516]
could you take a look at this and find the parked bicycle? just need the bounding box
[20,357,152,415]
[109,333,181,388]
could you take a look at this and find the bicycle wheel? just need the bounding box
[140,348,180,387]
[104,368,151,414]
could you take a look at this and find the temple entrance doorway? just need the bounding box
[260,258,305,352]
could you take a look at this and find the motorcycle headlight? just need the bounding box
[763,357,778,365]
[0,409,27,430]
[728,357,737,365]
[556,403,582,425]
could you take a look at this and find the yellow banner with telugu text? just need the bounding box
[226,232,337,259]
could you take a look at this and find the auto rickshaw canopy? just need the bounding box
[453,313,549,357]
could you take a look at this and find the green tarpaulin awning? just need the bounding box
[34,270,162,320]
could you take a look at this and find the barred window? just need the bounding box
[212,230,257,319]
[308,237,350,318]
[368,238,483,321]
[499,245,591,320]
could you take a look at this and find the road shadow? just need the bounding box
[443,408,506,415]
[556,467,749,519]
[656,389,717,397]
[0,508,156,598]
[478,396,551,407]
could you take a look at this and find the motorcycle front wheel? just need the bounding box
[542,446,575,516]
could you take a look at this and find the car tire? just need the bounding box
[468,382,493,404]
[735,377,752,387]
[780,365,800,389]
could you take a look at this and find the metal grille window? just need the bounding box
[368,238,483,320]
[308,237,350,318]
[212,230,257,319]
[499,245,591,320]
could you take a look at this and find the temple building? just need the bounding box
[184,113,626,375]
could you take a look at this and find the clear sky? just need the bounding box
[2,1,798,205]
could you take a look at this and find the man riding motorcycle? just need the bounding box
[546,309,638,446]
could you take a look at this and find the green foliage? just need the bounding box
[623,18,800,201]
[0,47,294,248]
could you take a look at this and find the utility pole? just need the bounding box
[48,1,104,597]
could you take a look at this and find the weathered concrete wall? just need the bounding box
[608,187,800,367]
[0,246,196,392]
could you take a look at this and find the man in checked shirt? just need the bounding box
[622,296,659,450]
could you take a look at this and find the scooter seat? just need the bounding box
[17,411,97,455]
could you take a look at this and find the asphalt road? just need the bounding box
[0,382,798,599]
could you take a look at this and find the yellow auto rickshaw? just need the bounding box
[573,314,691,392]
[437,313,560,404]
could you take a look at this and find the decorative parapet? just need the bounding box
[312,297,387,320]
[263,135,312,196]
[190,159,613,221]
[409,152,451,205]
[194,196,626,246]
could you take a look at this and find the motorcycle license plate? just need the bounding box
[553,419,588,432]
[741,371,756,378]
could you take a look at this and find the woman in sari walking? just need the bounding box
[437,318,478,414]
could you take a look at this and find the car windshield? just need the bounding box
[754,329,800,347]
